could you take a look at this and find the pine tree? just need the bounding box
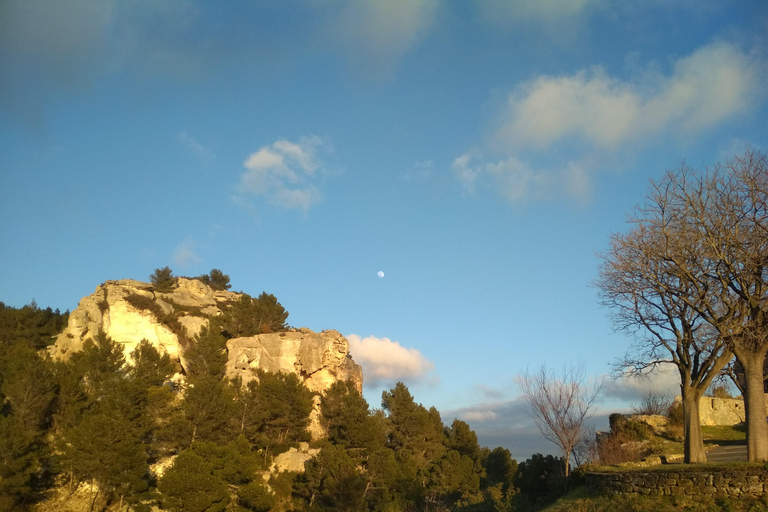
[184,325,227,381]
[129,339,176,387]
[150,267,177,292]
[159,450,229,512]
[0,416,40,511]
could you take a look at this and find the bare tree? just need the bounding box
[596,191,732,462]
[597,149,768,461]
[517,363,601,477]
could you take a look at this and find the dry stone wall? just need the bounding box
[587,467,768,497]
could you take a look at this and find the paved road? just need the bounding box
[706,444,748,463]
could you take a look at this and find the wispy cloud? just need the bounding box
[237,136,329,212]
[455,40,766,205]
[600,364,681,405]
[173,236,201,269]
[347,334,435,388]
[178,131,214,161]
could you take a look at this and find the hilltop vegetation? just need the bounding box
[1,284,561,512]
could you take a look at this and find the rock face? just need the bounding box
[51,277,363,397]
[51,278,238,361]
[226,329,363,394]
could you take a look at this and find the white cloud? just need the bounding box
[178,131,214,161]
[328,0,438,79]
[452,152,583,204]
[600,364,681,404]
[347,334,435,388]
[498,41,763,150]
[173,236,201,268]
[461,409,499,422]
[238,136,327,211]
[457,40,764,206]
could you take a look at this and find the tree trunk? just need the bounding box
[738,352,768,461]
[682,389,706,463]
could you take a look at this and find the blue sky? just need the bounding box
[1,0,767,461]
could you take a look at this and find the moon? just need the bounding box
[377,271,385,278]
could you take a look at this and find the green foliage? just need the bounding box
[235,370,314,453]
[382,382,447,475]
[296,443,368,512]
[0,301,68,349]
[196,269,232,291]
[184,324,228,381]
[69,332,126,397]
[0,307,524,512]
[0,343,56,431]
[129,339,177,387]
[159,450,229,512]
[483,446,518,492]
[321,380,385,451]
[189,436,265,484]
[184,377,235,445]
[429,449,482,501]
[60,412,149,505]
[150,266,177,292]
[515,453,566,505]
[0,415,40,511]
[219,293,289,338]
[236,480,275,512]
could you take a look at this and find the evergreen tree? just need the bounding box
[189,436,265,485]
[197,269,232,291]
[234,370,314,454]
[483,447,518,493]
[0,343,56,432]
[320,380,385,451]
[60,413,149,510]
[220,293,289,338]
[0,415,40,511]
[150,267,177,292]
[382,382,446,475]
[236,481,274,512]
[0,301,69,349]
[296,443,368,512]
[159,450,229,512]
[69,333,126,399]
[129,339,176,387]
[184,325,227,381]
[184,377,235,445]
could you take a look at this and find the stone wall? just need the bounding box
[587,467,768,497]
[697,397,747,426]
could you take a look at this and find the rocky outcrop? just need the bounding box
[51,278,238,361]
[226,328,363,394]
[267,443,321,476]
[50,278,363,398]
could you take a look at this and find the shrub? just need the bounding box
[632,390,673,416]
[196,269,231,291]
[707,385,733,399]
[666,400,684,426]
[594,432,651,465]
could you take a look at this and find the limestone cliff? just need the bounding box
[51,278,363,397]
